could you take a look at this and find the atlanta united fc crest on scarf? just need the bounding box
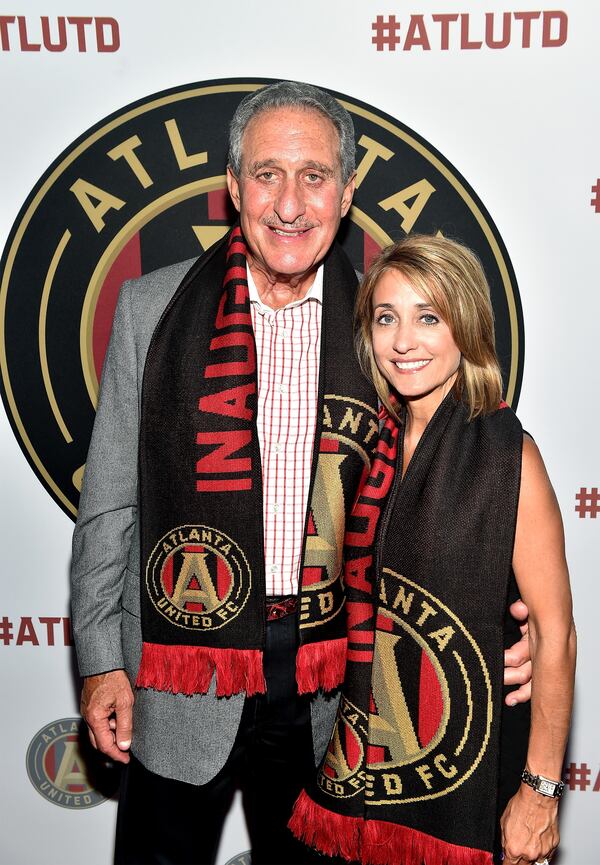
[318,567,495,806]
[136,227,379,698]
[145,524,252,631]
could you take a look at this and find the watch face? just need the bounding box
[538,779,555,796]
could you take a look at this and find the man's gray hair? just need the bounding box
[228,81,356,183]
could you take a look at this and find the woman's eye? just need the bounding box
[420,313,439,325]
[376,312,395,325]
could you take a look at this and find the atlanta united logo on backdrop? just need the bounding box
[26,717,119,808]
[0,78,524,519]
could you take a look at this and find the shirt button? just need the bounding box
[278,383,286,393]
[270,565,277,573]
[273,503,279,513]
[274,443,282,454]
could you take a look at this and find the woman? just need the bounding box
[289,235,576,865]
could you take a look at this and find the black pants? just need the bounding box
[115,614,336,865]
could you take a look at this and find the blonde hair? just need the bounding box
[355,234,503,420]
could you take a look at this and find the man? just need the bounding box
[72,81,531,865]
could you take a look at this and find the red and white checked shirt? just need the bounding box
[247,266,323,596]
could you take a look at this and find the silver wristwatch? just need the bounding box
[521,769,565,798]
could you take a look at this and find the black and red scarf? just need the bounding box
[135,227,379,697]
[290,394,524,864]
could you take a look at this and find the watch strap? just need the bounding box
[521,768,565,798]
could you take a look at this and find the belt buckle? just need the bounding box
[266,596,297,621]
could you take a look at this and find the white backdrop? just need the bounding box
[1,2,598,863]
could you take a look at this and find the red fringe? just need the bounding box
[135,643,266,697]
[288,790,362,860]
[288,789,493,865]
[295,637,347,694]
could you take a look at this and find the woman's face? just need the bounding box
[371,269,461,417]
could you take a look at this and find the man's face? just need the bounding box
[227,107,355,291]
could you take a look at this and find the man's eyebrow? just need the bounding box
[303,161,336,178]
[247,159,279,175]
[247,159,336,178]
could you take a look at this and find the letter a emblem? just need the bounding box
[170,550,220,611]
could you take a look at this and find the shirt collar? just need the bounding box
[247,264,324,312]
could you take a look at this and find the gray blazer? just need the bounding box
[71,254,339,785]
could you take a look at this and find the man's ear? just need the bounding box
[340,171,356,218]
[226,166,242,213]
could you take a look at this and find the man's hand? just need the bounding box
[504,599,532,706]
[81,670,134,764]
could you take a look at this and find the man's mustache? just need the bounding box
[261,217,316,231]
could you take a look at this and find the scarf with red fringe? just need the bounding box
[290,394,524,864]
[135,226,379,697]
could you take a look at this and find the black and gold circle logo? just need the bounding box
[26,717,119,809]
[319,570,493,804]
[320,697,367,798]
[369,570,491,804]
[300,395,379,629]
[0,78,523,519]
[146,524,252,630]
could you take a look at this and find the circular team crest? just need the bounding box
[0,78,523,520]
[146,524,252,630]
[223,854,251,865]
[365,570,492,804]
[26,717,119,809]
[320,697,367,798]
[320,570,493,804]
[301,395,379,629]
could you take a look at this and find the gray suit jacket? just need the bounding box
[71,251,339,785]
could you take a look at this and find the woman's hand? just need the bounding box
[500,785,559,864]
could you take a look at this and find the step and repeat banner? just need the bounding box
[1,2,598,863]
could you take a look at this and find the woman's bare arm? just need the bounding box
[501,434,576,864]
